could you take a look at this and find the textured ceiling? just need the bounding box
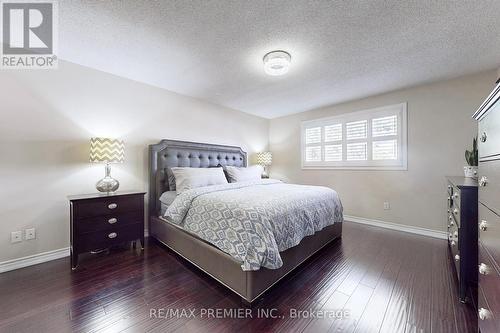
[59,1,500,118]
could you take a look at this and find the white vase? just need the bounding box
[464,166,478,179]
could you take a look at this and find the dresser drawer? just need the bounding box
[479,203,500,270]
[75,210,143,234]
[451,244,460,279]
[447,220,459,244]
[448,224,460,278]
[478,284,500,333]
[73,195,143,219]
[77,223,143,252]
[479,101,500,161]
[451,202,461,227]
[478,160,500,215]
[451,186,461,208]
[479,242,500,278]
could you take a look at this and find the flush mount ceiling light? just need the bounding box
[263,50,291,76]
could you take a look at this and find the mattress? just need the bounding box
[163,179,343,270]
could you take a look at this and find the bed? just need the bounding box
[149,139,343,305]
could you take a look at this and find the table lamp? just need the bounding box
[90,137,125,193]
[256,151,272,178]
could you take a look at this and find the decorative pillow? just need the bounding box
[225,165,263,183]
[217,164,229,181]
[171,167,228,194]
[166,168,176,191]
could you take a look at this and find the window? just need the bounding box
[301,103,407,170]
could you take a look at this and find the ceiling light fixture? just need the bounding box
[263,50,291,76]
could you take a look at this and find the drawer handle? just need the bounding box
[479,263,490,275]
[108,203,118,209]
[454,254,460,262]
[479,176,488,187]
[479,307,491,320]
[480,132,487,143]
[479,220,488,231]
[108,232,117,239]
[108,218,118,224]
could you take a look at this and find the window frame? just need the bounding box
[301,103,408,170]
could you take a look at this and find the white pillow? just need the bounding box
[225,165,263,183]
[171,167,228,194]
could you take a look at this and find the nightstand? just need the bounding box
[68,191,146,270]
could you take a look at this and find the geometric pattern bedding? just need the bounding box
[164,179,343,271]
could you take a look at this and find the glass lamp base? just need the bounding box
[96,176,119,193]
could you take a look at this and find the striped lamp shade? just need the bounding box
[256,151,272,166]
[89,138,125,163]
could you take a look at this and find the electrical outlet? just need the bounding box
[383,201,390,210]
[11,231,22,243]
[25,228,36,240]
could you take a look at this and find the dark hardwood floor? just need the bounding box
[0,222,476,333]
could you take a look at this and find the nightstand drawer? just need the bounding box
[74,195,143,219]
[77,223,143,252]
[76,210,143,234]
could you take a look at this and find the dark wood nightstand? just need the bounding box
[68,191,146,270]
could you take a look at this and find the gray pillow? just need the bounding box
[166,168,176,191]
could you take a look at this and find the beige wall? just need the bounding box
[0,61,269,262]
[1,62,496,264]
[269,70,497,232]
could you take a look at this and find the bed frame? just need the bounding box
[148,139,342,305]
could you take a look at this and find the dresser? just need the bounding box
[446,177,478,303]
[473,79,500,332]
[69,191,146,270]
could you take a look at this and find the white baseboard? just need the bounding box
[344,215,448,240]
[0,230,150,273]
[0,247,70,274]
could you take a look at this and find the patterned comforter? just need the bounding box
[163,179,343,271]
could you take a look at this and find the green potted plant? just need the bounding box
[464,136,478,179]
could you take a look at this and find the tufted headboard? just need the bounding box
[148,139,247,216]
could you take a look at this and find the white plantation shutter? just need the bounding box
[301,103,407,170]
[346,120,367,140]
[305,127,321,144]
[325,144,342,161]
[305,146,321,162]
[324,124,342,142]
[346,142,367,161]
[373,140,397,160]
[372,115,397,137]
